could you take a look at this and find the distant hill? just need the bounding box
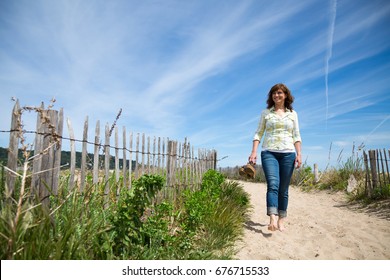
[0,147,136,170]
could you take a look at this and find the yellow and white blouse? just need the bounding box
[253,107,302,152]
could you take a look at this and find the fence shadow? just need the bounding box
[334,199,390,221]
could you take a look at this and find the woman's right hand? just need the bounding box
[248,152,257,164]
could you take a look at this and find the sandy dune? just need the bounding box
[235,181,390,260]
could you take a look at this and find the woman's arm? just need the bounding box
[294,141,302,168]
[293,110,302,168]
[249,140,260,164]
[249,110,267,164]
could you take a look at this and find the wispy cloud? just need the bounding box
[363,115,390,142]
[135,1,311,124]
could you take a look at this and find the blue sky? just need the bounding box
[0,0,389,170]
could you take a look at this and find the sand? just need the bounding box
[235,181,390,260]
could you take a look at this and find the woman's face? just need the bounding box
[272,89,286,107]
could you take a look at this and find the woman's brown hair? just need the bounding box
[266,83,294,111]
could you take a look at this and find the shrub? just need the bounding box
[181,170,251,258]
[318,152,365,192]
[109,174,165,258]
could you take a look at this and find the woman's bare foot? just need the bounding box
[278,217,286,232]
[268,214,278,231]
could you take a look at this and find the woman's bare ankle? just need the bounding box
[268,214,278,231]
[277,217,286,232]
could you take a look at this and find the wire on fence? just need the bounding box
[0,129,217,162]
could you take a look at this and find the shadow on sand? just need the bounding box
[244,220,273,237]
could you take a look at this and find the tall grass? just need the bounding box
[316,144,365,193]
[0,171,114,259]
[0,169,250,260]
[182,171,251,258]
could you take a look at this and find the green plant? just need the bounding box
[109,174,165,258]
[137,201,199,260]
[183,170,225,230]
[0,175,112,259]
[181,170,251,259]
[200,169,225,195]
[1,168,250,260]
[206,181,250,246]
[183,188,211,230]
[371,184,390,200]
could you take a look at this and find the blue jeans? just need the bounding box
[261,151,296,218]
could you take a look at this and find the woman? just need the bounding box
[249,83,302,232]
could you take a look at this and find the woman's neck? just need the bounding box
[274,104,285,111]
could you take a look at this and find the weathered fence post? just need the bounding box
[30,109,63,204]
[115,126,119,183]
[93,121,100,184]
[183,138,188,187]
[314,163,319,183]
[6,100,20,195]
[167,140,177,187]
[31,103,44,196]
[135,133,139,179]
[166,140,171,187]
[384,149,390,186]
[191,145,196,188]
[67,118,76,191]
[152,136,156,174]
[213,150,217,170]
[141,133,145,176]
[80,116,88,192]
[378,149,385,191]
[162,138,166,178]
[192,146,198,188]
[52,108,64,195]
[147,136,150,174]
[368,150,378,197]
[41,111,56,193]
[122,127,127,189]
[178,142,182,187]
[128,132,133,189]
[104,123,110,198]
[157,137,161,176]
[363,150,371,197]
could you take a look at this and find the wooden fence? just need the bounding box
[363,149,390,197]
[5,101,217,203]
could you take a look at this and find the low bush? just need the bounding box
[181,171,251,259]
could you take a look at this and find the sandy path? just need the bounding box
[235,181,390,260]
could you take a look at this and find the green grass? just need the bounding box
[0,168,250,260]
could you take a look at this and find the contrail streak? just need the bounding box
[325,0,337,129]
[365,115,390,141]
